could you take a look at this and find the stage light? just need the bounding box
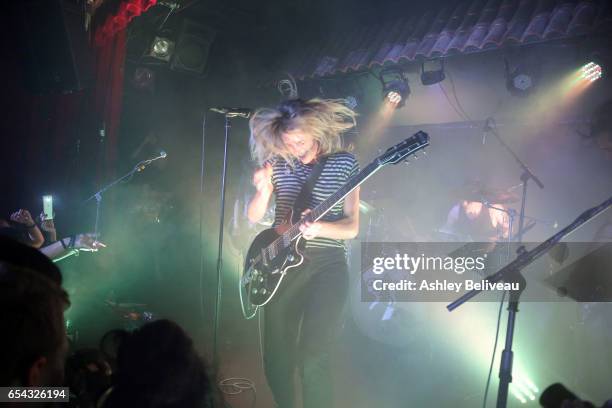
[512,373,539,404]
[383,81,410,106]
[421,59,445,86]
[511,73,533,91]
[379,68,410,108]
[580,62,602,82]
[149,36,175,61]
[153,39,170,55]
[506,69,535,96]
[344,95,358,110]
[511,387,528,404]
[521,376,539,393]
[505,58,537,97]
[515,380,537,401]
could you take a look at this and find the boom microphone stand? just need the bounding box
[83,151,167,238]
[448,195,612,408]
[484,118,545,242]
[479,118,546,407]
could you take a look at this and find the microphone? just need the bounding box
[135,150,167,172]
[209,107,252,118]
[482,117,493,144]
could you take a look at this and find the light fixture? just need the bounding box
[421,59,445,85]
[580,62,602,82]
[277,73,299,99]
[505,58,537,97]
[149,36,175,61]
[344,95,358,110]
[380,68,410,108]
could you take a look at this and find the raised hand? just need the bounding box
[39,212,57,242]
[10,209,35,226]
[253,163,273,195]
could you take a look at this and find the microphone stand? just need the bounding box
[475,118,545,407]
[448,194,612,408]
[83,155,165,238]
[211,112,237,370]
[203,107,252,369]
[485,119,545,242]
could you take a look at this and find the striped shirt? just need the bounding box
[269,151,359,249]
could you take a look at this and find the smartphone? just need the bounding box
[43,195,53,220]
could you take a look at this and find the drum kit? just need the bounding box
[360,181,523,243]
[348,181,551,348]
[432,182,522,242]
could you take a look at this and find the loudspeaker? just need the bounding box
[15,0,94,93]
[170,19,215,76]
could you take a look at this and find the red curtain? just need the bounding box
[92,0,156,180]
[93,28,127,181]
[94,0,156,47]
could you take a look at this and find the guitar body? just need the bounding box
[241,217,306,311]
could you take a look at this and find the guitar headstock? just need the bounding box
[377,131,430,166]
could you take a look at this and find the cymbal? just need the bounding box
[453,182,519,204]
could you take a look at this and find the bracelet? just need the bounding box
[25,223,36,229]
[60,238,68,249]
[68,235,76,249]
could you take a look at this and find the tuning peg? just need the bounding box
[404,159,410,165]
[422,150,427,156]
[412,153,418,159]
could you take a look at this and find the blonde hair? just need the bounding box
[249,98,356,165]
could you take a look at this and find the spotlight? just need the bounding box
[505,58,537,97]
[344,95,358,110]
[510,72,533,91]
[421,59,445,86]
[383,81,410,106]
[276,74,299,99]
[581,62,602,82]
[380,68,410,108]
[149,36,175,61]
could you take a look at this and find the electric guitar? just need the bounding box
[239,131,430,318]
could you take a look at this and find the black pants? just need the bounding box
[264,247,348,408]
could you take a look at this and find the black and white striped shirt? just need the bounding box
[270,151,359,249]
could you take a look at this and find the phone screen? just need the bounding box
[43,195,53,220]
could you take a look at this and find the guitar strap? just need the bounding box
[291,155,329,219]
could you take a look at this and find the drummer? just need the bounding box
[440,181,513,242]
